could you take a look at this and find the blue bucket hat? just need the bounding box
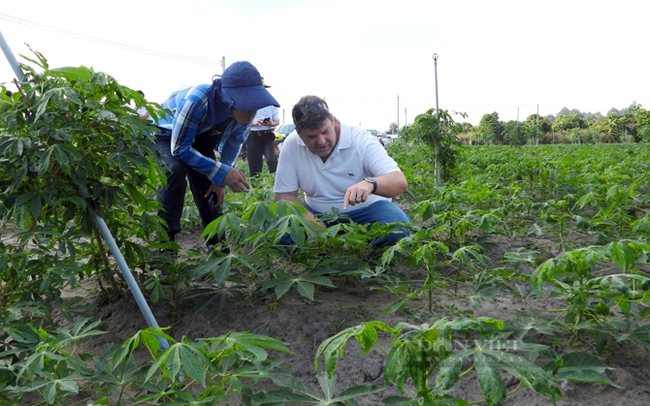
[220,61,279,110]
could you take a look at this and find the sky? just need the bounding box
[0,0,647,130]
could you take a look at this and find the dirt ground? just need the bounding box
[65,230,650,406]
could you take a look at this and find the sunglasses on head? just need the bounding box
[293,101,329,123]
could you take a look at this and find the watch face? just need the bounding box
[365,177,376,182]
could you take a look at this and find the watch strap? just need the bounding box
[365,177,377,193]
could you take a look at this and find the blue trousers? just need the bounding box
[282,199,410,248]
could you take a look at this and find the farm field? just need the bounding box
[2,63,650,404]
[5,134,650,405]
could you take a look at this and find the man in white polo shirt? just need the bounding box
[273,95,410,248]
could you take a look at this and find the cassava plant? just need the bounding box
[0,48,168,295]
[1,322,298,405]
[400,109,465,184]
[314,318,567,406]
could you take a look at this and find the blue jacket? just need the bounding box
[156,84,248,186]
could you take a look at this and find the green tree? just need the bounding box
[387,122,399,134]
[635,108,650,142]
[551,114,586,132]
[621,102,642,142]
[523,114,552,144]
[475,112,505,144]
[599,114,627,142]
[607,107,621,116]
[503,120,529,146]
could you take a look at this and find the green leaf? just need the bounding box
[178,343,208,386]
[475,353,506,406]
[57,378,79,393]
[87,397,109,405]
[609,241,636,270]
[192,257,231,283]
[219,332,293,361]
[253,388,316,404]
[273,280,293,300]
[547,352,620,387]
[167,345,182,381]
[295,280,315,300]
[34,88,57,121]
[316,370,335,400]
[44,382,56,405]
[434,351,468,392]
[51,66,94,82]
[354,323,379,356]
[315,324,366,378]
[333,382,385,402]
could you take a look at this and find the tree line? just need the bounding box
[387,102,650,146]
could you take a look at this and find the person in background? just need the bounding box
[136,90,150,120]
[247,105,280,177]
[154,61,279,247]
[273,95,410,248]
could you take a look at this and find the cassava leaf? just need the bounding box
[475,353,506,406]
[544,351,620,387]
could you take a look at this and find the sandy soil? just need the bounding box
[61,229,650,406]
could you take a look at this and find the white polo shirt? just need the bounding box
[274,122,401,214]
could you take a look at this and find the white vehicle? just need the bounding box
[366,129,388,146]
[377,131,392,146]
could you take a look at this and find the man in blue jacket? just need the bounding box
[155,61,279,246]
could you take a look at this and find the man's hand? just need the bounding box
[343,181,374,210]
[223,167,251,192]
[204,184,226,205]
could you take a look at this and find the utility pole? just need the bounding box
[405,108,407,126]
[432,53,441,184]
[516,107,520,143]
[396,94,400,134]
[220,56,226,73]
[536,104,539,146]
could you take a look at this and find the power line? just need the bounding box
[0,12,220,66]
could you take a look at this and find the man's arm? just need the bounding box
[211,122,251,191]
[269,106,280,127]
[343,170,408,210]
[374,170,408,197]
[170,88,230,184]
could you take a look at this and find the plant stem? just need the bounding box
[458,364,474,379]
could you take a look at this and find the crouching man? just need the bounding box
[273,95,410,248]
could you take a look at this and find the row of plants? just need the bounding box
[2,52,650,404]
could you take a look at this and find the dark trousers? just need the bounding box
[154,133,223,244]
[247,131,277,177]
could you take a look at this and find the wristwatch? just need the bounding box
[364,177,377,193]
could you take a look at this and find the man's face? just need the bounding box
[297,118,338,158]
[230,107,257,124]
